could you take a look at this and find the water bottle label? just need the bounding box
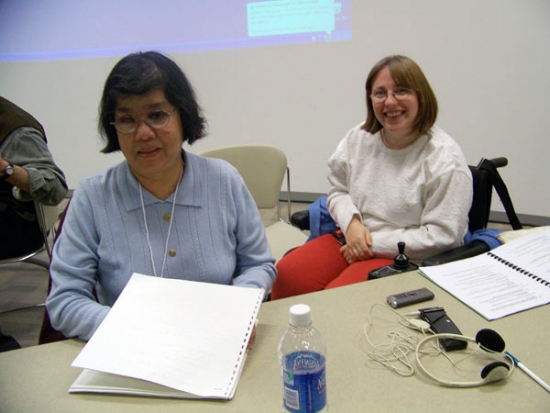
[282,351,327,413]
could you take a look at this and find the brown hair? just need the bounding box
[362,55,438,136]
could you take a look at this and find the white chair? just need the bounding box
[0,201,60,269]
[201,144,308,261]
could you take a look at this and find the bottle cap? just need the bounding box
[289,304,312,327]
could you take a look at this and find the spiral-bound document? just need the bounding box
[420,229,550,320]
[70,273,264,399]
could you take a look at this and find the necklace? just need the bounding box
[138,169,183,278]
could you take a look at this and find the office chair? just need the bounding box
[0,201,61,316]
[0,201,60,270]
[200,145,308,261]
[290,157,522,266]
[39,200,72,344]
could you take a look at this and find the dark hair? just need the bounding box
[362,55,438,136]
[98,51,206,153]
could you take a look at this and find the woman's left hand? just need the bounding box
[341,217,374,263]
[341,244,373,264]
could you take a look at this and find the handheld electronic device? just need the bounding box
[419,307,466,351]
[386,287,434,308]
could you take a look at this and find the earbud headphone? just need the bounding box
[405,318,431,331]
[415,328,515,388]
[363,304,433,377]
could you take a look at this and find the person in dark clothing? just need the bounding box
[0,96,67,259]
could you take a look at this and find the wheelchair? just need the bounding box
[290,157,522,267]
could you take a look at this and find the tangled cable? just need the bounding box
[363,303,434,377]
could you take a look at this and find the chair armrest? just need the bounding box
[290,210,310,230]
[420,240,490,267]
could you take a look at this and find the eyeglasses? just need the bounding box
[110,109,176,134]
[370,87,413,103]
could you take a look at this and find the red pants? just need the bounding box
[271,234,393,300]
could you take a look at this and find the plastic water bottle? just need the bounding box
[278,304,328,413]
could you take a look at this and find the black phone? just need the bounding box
[386,287,434,308]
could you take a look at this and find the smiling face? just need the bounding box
[371,66,419,148]
[115,89,184,183]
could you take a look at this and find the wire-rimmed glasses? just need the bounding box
[370,87,414,103]
[110,109,177,134]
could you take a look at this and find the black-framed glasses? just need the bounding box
[370,87,413,103]
[110,109,176,134]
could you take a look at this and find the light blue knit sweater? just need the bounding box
[46,151,276,340]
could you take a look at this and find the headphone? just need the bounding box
[415,328,515,388]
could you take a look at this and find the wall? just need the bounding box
[1,0,549,218]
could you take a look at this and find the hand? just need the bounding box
[341,217,374,264]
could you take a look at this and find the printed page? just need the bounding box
[420,253,550,320]
[71,273,263,399]
[490,228,550,282]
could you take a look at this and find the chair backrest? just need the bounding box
[467,157,522,232]
[0,201,60,268]
[39,200,71,344]
[201,144,291,220]
[468,165,492,232]
[34,201,61,259]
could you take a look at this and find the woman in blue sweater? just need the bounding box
[46,51,276,341]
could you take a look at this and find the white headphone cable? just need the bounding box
[363,303,434,377]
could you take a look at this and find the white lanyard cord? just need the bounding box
[138,171,182,278]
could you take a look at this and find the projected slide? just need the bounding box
[0,0,351,62]
[248,0,335,37]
